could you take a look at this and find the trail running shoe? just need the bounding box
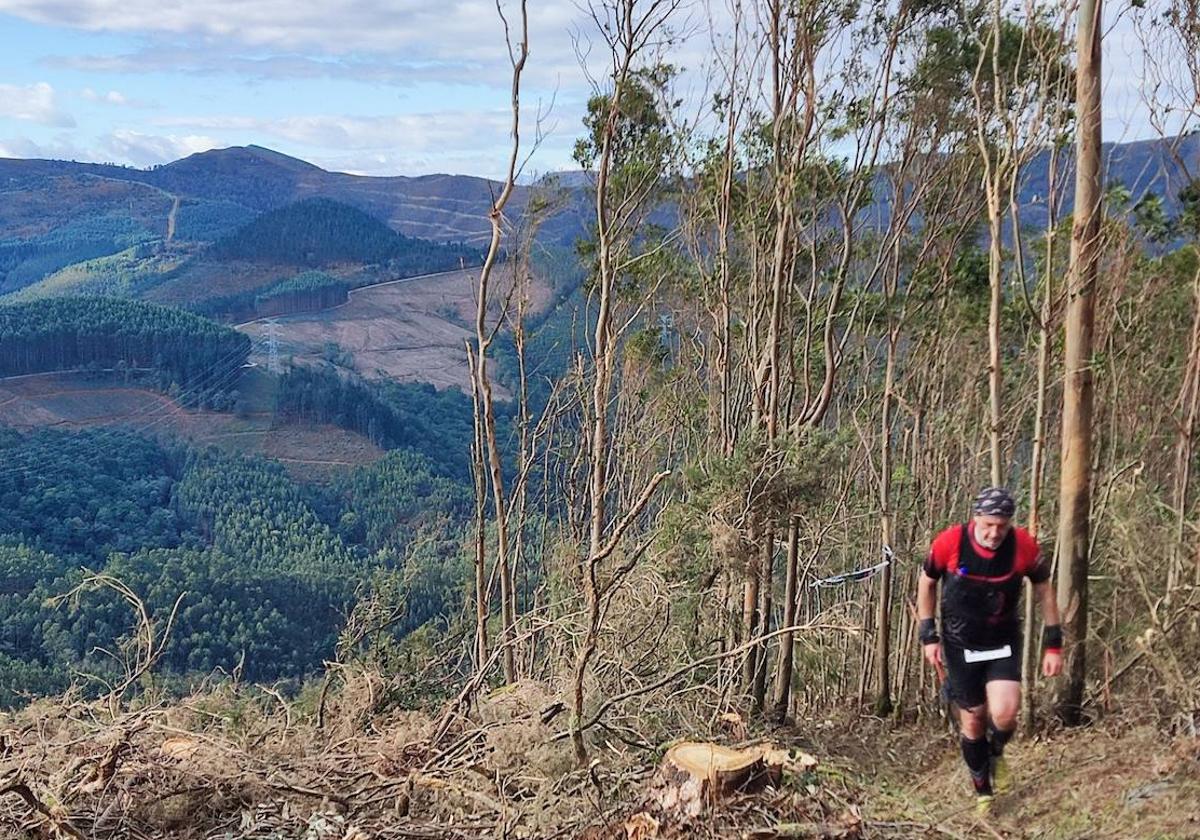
[976,793,995,817]
[992,753,1012,794]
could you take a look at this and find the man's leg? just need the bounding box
[985,679,1020,793]
[944,644,993,803]
[957,703,992,794]
[985,647,1023,793]
[986,678,1020,749]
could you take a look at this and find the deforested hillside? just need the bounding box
[5,0,1200,838]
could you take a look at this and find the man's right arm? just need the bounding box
[917,570,945,681]
[917,570,938,621]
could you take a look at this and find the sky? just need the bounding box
[0,0,1183,181]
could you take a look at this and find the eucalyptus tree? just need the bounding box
[466,0,530,684]
[1056,0,1102,725]
[568,0,680,761]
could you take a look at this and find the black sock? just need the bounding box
[961,736,992,794]
[988,721,1015,756]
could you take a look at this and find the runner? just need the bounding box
[917,486,1063,815]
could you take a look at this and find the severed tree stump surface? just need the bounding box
[626,741,799,836]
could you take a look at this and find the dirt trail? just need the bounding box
[166,194,180,243]
[798,712,1200,838]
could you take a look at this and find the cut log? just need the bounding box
[665,742,782,794]
[641,742,790,825]
[624,812,661,840]
[159,737,202,760]
[718,711,748,741]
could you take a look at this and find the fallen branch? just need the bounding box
[1,776,85,839]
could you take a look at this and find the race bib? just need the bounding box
[963,644,1012,663]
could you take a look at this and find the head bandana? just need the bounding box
[973,486,1015,518]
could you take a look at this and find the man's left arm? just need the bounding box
[1034,580,1063,677]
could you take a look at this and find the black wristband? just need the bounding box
[1043,624,1063,650]
[918,617,939,645]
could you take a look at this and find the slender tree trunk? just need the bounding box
[467,350,490,672]
[469,0,528,684]
[769,516,801,721]
[874,324,898,716]
[571,0,674,761]
[1172,263,1200,591]
[573,95,620,758]
[987,194,1005,488]
[1022,146,1059,732]
[741,523,761,692]
[973,0,1011,489]
[512,257,532,638]
[751,528,774,710]
[1056,0,1102,725]
[476,336,517,683]
[715,19,740,462]
[745,0,799,707]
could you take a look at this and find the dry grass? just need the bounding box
[0,676,620,839]
[144,260,288,306]
[798,711,1200,839]
[2,674,1196,839]
[0,672,863,840]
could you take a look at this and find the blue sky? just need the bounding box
[0,1,1183,180]
[0,0,593,177]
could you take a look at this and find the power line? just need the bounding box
[0,345,255,485]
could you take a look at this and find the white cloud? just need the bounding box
[0,81,74,126]
[309,148,508,177]
[56,49,492,87]
[155,110,515,153]
[99,130,221,166]
[7,0,581,76]
[0,130,218,167]
[80,86,147,107]
[0,134,91,160]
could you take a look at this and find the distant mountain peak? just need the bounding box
[242,145,327,172]
[165,144,325,175]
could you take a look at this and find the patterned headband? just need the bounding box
[973,486,1015,518]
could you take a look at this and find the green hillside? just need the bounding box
[0,429,472,698]
[0,214,158,295]
[0,296,250,391]
[209,197,482,270]
[5,244,188,302]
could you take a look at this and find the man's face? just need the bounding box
[973,513,1012,550]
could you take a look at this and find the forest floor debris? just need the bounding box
[0,682,1197,839]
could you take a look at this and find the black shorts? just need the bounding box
[943,640,1022,709]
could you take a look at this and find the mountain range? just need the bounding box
[0,133,1196,308]
[0,144,590,250]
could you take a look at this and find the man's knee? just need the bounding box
[991,706,1018,730]
[959,706,986,738]
[986,680,1021,729]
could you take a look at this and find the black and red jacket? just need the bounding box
[923,524,1051,648]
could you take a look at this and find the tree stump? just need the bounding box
[628,742,792,835]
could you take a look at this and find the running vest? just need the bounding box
[941,524,1025,648]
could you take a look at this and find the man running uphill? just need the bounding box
[917,487,1063,815]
